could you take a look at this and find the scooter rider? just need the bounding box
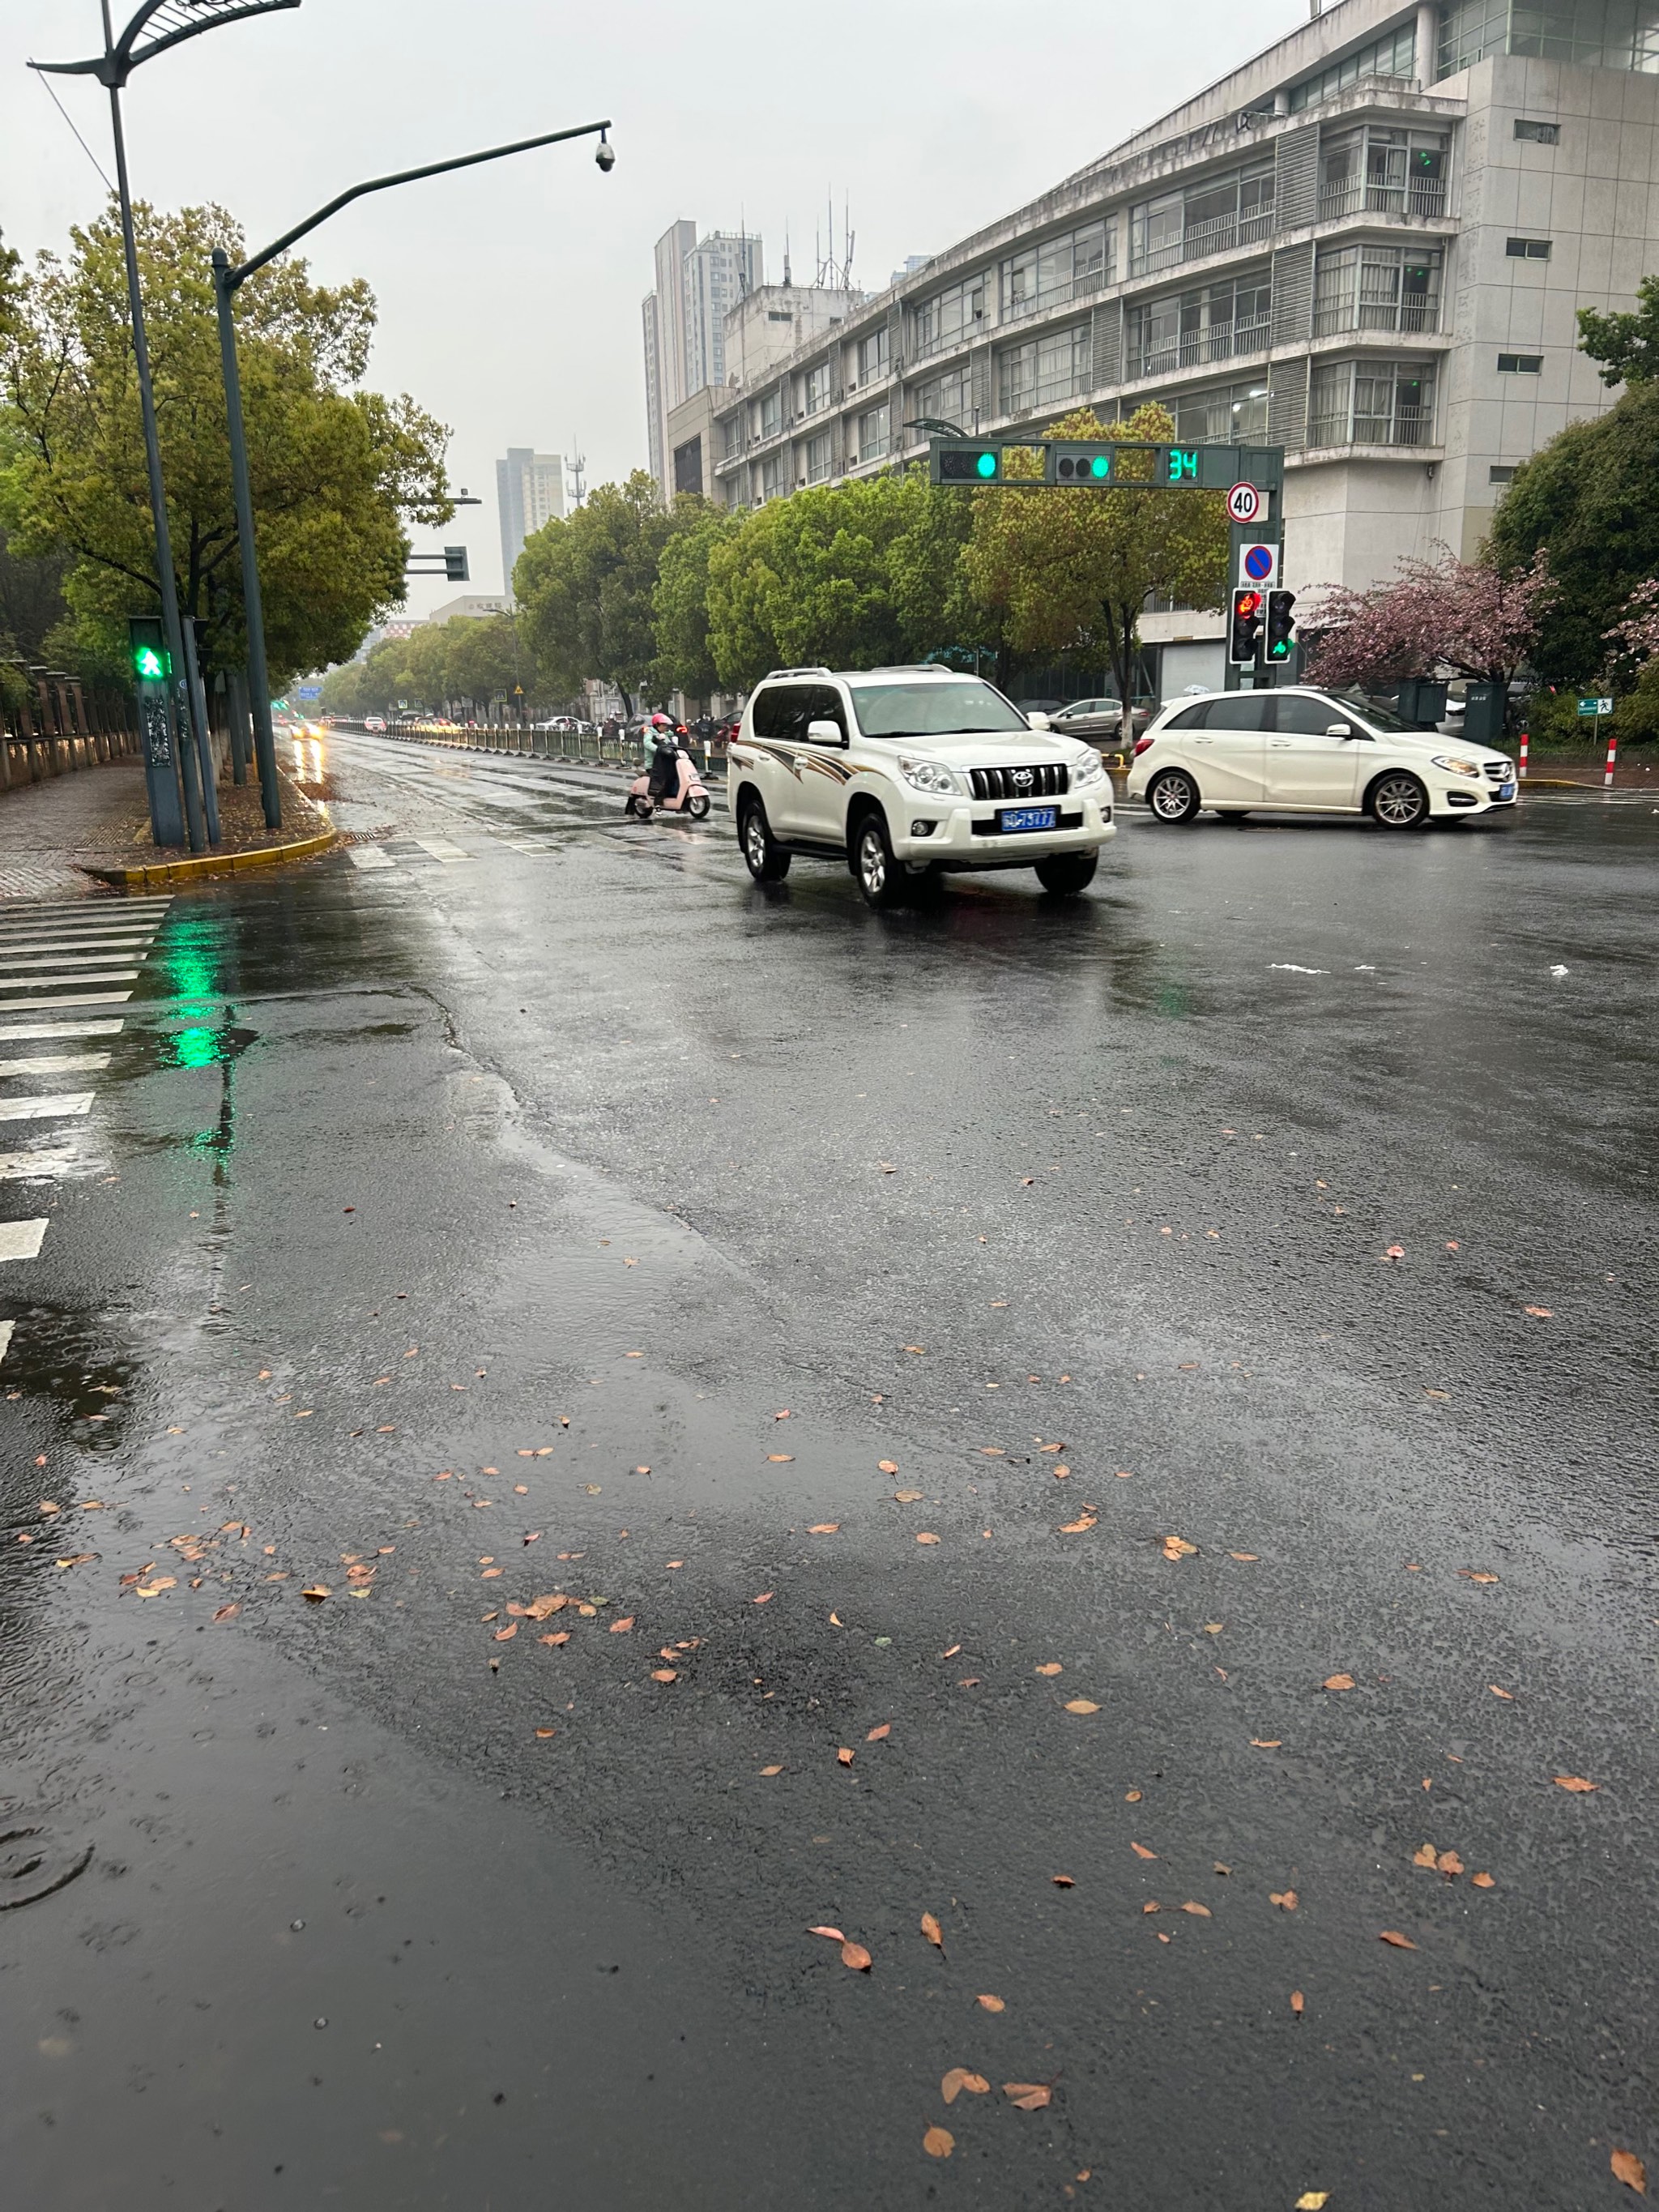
[646,714,682,801]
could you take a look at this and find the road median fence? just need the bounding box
[2,669,139,792]
[352,720,730,778]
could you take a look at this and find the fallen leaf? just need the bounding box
[957,1676,981,1688]
[212,1602,241,1622]
[1052,1873,1076,1888]
[1003,2082,1051,2112]
[1228,1551,1259,1561]
[1460,1569,1500,1584]
[1270,1890,1299,1911]
[922,2126,954,2159]
[301,1584,330,1602]
[1610,2149,1647,2194]
[1413,1843,1439,1868]
[766,1454,794,1463]
[539,1630,571,1646]
[1142,1900,1161,1915]
[760,1765,784,1776]
[1059,1514,1098,1534]
[1035,1662,1063,1676]
[1126,1790,1143,1804]
[808,1925,846,1942]
[1203,1622,1224,1635]
[535,1727,557,1739]
[1064,1699,1100,1715]
[1554,1775,1598,1792]
[893,1489,924,1503]
[840,1941,872,1971]
[1162,1536,1196,1561]
[1131,1842,1158,1861]
[1322,1674,1355,1692]
[1180,1901,1212,1918]
[1436,1850,1465,1877]
[838,1747,855,1766]
[975,1994,1004,2013]
[1295,2196,1329,2210]
[53,1554,96,1569]
[877,1459,898,1474]
[1250,1738,1282,1749]
[524,1594,568,1620]
[867,1722,892,1742]
[1290,1989,1305,2017]
[1489,1684,1514,1699]
[1524,1305,1554,1318]
[608,1616,635,1633]
[940,2069,989,2103]
[941,1644,961,1658]
[1378,1929,1418,1949]
[1472,1871,1495,1889]
[919,1912,946,1956]
[915,1531,941,1545]
[808,1522,839,1535]
[650,1668,678,1683]
[753,1591,774,1604]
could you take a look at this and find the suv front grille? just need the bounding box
[969,762,1069,801]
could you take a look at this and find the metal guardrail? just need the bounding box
[2,675,139,794]
[349,721,730,778]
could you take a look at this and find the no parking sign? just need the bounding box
[1238,542,1279,587]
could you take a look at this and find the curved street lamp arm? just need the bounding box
[225,118,613,289]
[30,0,301,87]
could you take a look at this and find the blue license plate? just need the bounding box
[1000,805,1058,832]
[1498,782,1515,800]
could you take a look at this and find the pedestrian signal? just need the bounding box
[128,615,170,683]
[1228,588,1265,666]
[1265,589,1297,662]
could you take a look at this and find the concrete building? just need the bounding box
[495,450,565,595]
[709,0,1659,684]
[642,221,764,496]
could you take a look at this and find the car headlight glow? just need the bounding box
[1431,754,1483,779]
[1070,749,1107,789]
[898,755,960,796]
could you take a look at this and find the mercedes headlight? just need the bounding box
[898,755,960,796]
[1431,754,1482,779]
[1070,749,1107,789]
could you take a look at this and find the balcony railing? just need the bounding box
[1317,177,1448,222]
[1309,403,1435,447]
[1311,297,1440,336]
[1128,312,1271,378]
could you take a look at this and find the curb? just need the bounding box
[84,824,338,890]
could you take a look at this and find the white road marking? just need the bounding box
[0,1019,123,1042]
[0,934,156,953]
[0,990,132,1013]
[412,838,472,861]
[0,1319,11,1368]
[347,846,396,870]
[0,1052,111,1077]
[0,1218,48,1262]
[0,1143,79,1179]
[0,899,171,918]
[0,951,152,970]
[0,1092,94,1122]
[0,971,139,991]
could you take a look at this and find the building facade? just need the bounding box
[642,221,764,497]
[708,0,1659,647]
[496,450,566,594]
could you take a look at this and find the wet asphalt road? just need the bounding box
[2,732,1657,2210]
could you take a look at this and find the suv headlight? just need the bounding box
[898,755,960,796]
[1070,749,1107,789]
[1431,754,1482,779]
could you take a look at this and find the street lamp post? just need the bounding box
[211,118,614,832]
[32,2,303,851]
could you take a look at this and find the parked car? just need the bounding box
[1125,686,1516,827]
[1048,696,1153,744]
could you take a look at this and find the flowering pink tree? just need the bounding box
[1303,549,1556,692]
[1602,579,1659,674]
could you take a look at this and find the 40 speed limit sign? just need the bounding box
[1226,480,1262,525]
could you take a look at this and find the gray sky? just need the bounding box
[2,0,1301,613]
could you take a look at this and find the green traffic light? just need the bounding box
[975,451,996,478]
[1090,455,1109,479]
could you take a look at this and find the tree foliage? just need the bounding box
[962,404,1227,740]
[1577,272,1659,389]
[0,199,450,688]
[652,503,739,702]
[319,613,538,716]
[514,473,692,715]
[1303,548,1555,693]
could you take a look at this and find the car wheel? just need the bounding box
[740,796,791,881]
[1370,771,1431,829]
[853,813,906,909]
[1147,769,1201,823]
[1034,852,1098,895]
[688,792,711,821]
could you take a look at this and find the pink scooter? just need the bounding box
[625,729,712,822]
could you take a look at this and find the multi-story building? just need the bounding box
[496,449,566,594]
[710,0,1659,685]
[642,221,764,496]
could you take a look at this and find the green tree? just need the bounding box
[652,504,739,703]
[0,199,450,690]
[515,473,689,716]
[1487,382,1659,677]
[1577,273,1659,388]
[963,404,1228,744]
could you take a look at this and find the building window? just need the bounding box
[1312,244,1442,335]
[997,324,1090,416]
[857,401,891,461]
[911,365,971,431]
[1320,126,1449,221]
[805,361,834,415]
[1289,23,1417,110]
[1442,0,1659,75]
[1309,358,1436,446]
[856,327,889,383]
[1171,376,1269,444]
[1128,159,1273,275]
[1000,220,1114,321]
[1505,236,1552,257]
[1513,116,1560,141]
[1126,270,1272,378]
[806,431,833,485]
[1497,352,1544,372]
[760,455,785,500]
[672,435,703,498]
[759,389,783,439]
[914,273,987,359]
[1490,463,1518,482]
[723,416,744,457]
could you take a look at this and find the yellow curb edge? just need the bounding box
[84,825,338,890]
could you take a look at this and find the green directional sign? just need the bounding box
[1577,694,1614,715]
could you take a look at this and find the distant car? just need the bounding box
[1014,698,1064,719]
[364,715,387,732]
[1048,697,1152,743]
[1126,686,1516,826]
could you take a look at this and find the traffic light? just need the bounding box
[444,544,470,583]
[1049,444,1112,484]
[1228,588,1265,666]
[935,446,1000,483]
[128,615,170,685]
[1265,588,1296,663]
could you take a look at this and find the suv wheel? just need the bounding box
[853,813,906,909]
[1370,771,1430,829]
[1147,768,1201,823]
[740,795,791,881]
[1034,852,1098,895]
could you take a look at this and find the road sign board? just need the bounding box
[1577,695,1614,715]
[1240,542,1278,586]
[1226,481,1262,524]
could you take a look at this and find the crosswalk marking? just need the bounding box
[0,1018,124,1042]
[0,1092,95,1122]
[347,845,396,870]
[0,931,157,948]
[0,951,153,971]
[0,1321,11,1364]
[0,1143,80,1180]
[0,975,139,994]
[0,989,133,1013]
[0,1219,48,1262]
[412,837,472,861]
[0,1052,112,1077]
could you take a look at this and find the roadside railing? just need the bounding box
[2,668,139,794]
[357,720,731,778]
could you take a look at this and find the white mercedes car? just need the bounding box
[727,666,1115,906]
[1125,686,1517,826]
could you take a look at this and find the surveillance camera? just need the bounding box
[595,138,616,173]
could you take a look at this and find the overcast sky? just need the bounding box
[2,0,1303,612]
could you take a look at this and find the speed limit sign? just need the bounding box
[1226,480,1262,525]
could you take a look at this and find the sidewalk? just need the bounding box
[0,759,332,899]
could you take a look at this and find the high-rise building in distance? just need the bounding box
[642,222,764,496]
[496,449,566,594]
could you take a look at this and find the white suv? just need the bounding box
[1126,686,1517,826]
[727,667,1115,907]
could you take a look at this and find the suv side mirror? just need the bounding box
[1026,711,1051,731]
[1325,721,1357,739]
[806,718,846,746]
